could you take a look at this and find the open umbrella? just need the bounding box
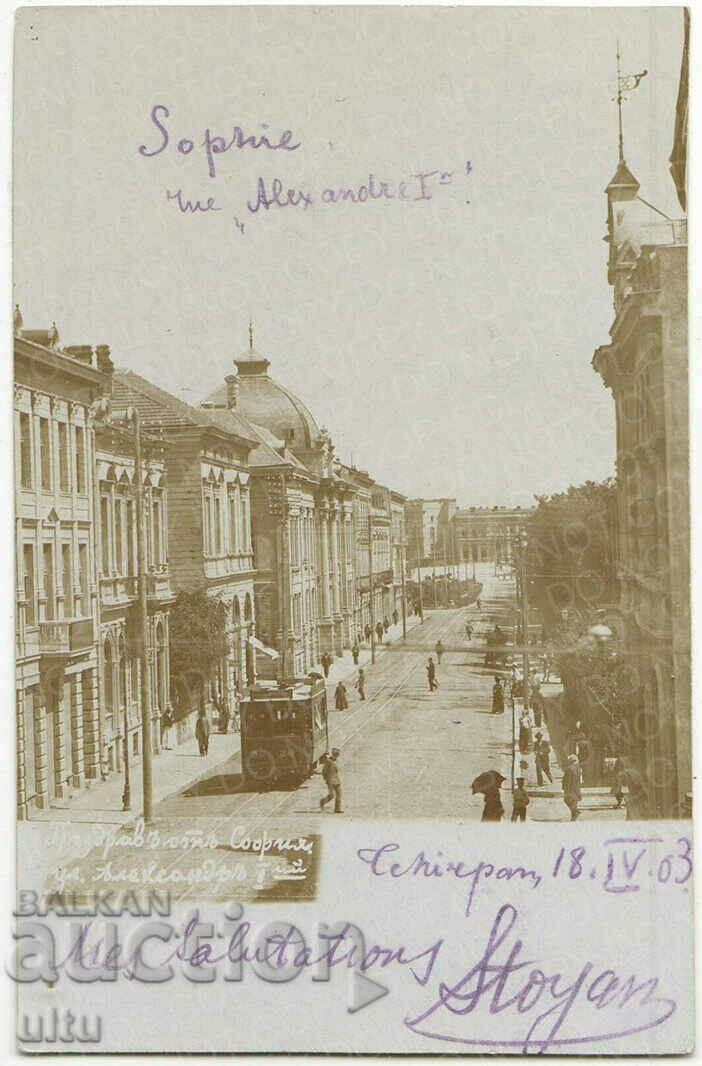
[471,770,506,795]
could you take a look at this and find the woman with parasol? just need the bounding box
[472,770,505,822]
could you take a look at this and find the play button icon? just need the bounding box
[347,970,389,1013]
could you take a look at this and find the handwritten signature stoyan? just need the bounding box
[404,903,676,1054]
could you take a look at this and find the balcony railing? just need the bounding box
[39,617,94,656]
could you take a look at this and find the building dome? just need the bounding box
[203,339,320,450]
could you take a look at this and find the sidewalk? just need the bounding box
[30,612,426,826]
[510,683,623,823]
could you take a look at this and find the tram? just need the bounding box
[240,676,329,787]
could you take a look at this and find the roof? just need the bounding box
[112,369,259,447]
[202,345,320,451]
[605,159,640,196]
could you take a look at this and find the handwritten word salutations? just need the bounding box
[139,105,301,179]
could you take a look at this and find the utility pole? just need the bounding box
[368,513,375,664]
[132,408,153,822]
[519,527,530,717]
[400,539,407,640]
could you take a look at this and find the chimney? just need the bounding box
[95,344,114,374]
[225,373,239,409]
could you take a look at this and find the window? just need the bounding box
[58,423,70,492]
[241,490,250,551]
[42,544,55,619]
[78,543,89,615]
[115,498,124,574]
[233,490,241,554]
[126,501,135,576]
[100,496,110,574]
[214,496,222,555]
[23,545,36,624]
[75,426,86,494]
[19,413,32,488]
[61,544,73,617]
[103,641,113,732]
[39,418,51,490]
[152,495,163,564]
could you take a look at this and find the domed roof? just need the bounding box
[203,342,320,451]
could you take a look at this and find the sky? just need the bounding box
[13,6,686,507]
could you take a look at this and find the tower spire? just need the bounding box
[249,319,254,351]
[613,42,648,165]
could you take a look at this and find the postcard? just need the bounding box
[11,4,692,1055]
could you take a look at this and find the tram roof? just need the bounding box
[245,677,326,702]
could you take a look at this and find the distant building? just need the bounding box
[405,498,456,566]
[452,505,533,566]
[592,23,689,817]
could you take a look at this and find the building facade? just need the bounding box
[112,370,258,728]
[405,498,456,567]
[592,140,689,816]
[15,323,108,818]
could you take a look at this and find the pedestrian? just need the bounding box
[476,598,482,609]
[610,756,626,809]
[465,621,473,640]
[355,669,366,701]
[334,681,348,711]
[319,748,342,813]
[563,754,582,821]
[376,621,384,644]
[383,615,390,634]
[219,702,230,734]
[511,777,529,822]
[426,656,438,692]
[534,731,553,786]
[481,784,504,822]
[195,708,210,757]
[435,639,444,664]
[352,641,360,665]
[161,709,174,750]
[364,624,372,643]
[321,652,330,679]
[519,708,534,754]
[392,609,399,627]
[491,677,504,714]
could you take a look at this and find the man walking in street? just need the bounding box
[534,731,553,786]
[511,777,530,822]
[334,681,348,711]
[352,641,360,665]
[426,656,438,692]
[392,609,399,627]
[435,639,444,664]
[321,652,331,679]
[355,668,366,701]
[161,709,174,749]
[563,753,581,820]
[320,748,342,813]
[376,621,384,645]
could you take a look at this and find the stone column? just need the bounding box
[34,689,49,810]
[82,667,101,780]
[320,507,331,616]
[53,678,67,799]
[70,671,84,788]
[16,690,27,820]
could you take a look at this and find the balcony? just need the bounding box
[39,618,94,658]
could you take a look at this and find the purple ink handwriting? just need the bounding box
[246,169,457,215]
[404,903,676,1052]
[357,843,541,917]
[140,105,301,178]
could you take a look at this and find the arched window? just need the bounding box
[244,593,252,623]
[232,596,241,628]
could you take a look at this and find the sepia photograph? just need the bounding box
[9,4,692,1054]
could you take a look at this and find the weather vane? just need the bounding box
[614,40,648,163]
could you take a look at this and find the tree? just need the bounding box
[168,589,229,715]
[525,479,618,629]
